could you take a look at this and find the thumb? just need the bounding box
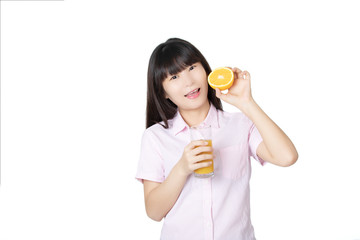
[215,88,222,98]
[215,88,229,101]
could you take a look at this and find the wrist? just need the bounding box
[236,98,257,115]
[174,161,191,179]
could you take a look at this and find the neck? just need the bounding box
[179,101,211,127]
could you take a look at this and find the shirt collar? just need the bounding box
[171,103,220,136]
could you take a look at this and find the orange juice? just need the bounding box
[194,140,214,175]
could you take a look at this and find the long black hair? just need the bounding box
[146,38,223,129]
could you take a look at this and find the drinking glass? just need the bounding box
[189,125,214,178]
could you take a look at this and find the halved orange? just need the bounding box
[208,67,234,91]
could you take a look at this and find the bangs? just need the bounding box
[155,43,202,82]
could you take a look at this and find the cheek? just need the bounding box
[163,83,173,99]
[163,86,179,101]
[201,74,209,90]
[197,70,208,85]
[203,84,209,97]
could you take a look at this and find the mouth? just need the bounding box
[184,88,201,99]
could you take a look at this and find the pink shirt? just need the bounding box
[136,104,265,240]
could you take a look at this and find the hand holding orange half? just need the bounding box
[210,67,254,111]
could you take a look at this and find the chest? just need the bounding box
[160,127,251,180]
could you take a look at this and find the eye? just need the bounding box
[189,65,196,71]
[170,75,177,80]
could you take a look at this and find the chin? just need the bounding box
[187,99,209,111]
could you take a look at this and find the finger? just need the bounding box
[193,161,213,170]
[241,70,250,80]
[239,71,247,80]
[215,88,229,102]
[188,140,209,150]
[215,88,222,98]
[216,88,227,101]
[192,146,213,155]
[233,67,242,74]
[194,154,214,163]
[226,66,241,75]
[229,67,240,81]
[216,88,225,100]
[244,70,251,80]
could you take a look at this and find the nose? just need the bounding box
[182,71,194,87]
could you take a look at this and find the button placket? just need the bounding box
[202,178,214,240]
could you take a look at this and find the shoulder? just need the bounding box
[218,109,253,128]
[143,121,172,140]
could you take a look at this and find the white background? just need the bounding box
[1,0,359,239]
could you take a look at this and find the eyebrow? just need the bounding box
[166,64,195,81]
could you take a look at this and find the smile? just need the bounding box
[185,88,201,99]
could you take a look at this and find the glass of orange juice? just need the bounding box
[190,125,214,178]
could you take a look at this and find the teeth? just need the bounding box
[185,88,200,97]
[187,88,199,95]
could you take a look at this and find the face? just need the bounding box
[162,62,209,113]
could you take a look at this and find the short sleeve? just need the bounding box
[135,129,165,183]
[248,123,266,166]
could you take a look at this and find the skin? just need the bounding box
[143,63,299,221]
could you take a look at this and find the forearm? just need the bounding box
[145,163,188,221]
[239,99,298,163]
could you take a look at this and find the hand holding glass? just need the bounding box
[190,125,214,178]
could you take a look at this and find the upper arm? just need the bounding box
[256,141,296,167]
[256,141,273,163]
